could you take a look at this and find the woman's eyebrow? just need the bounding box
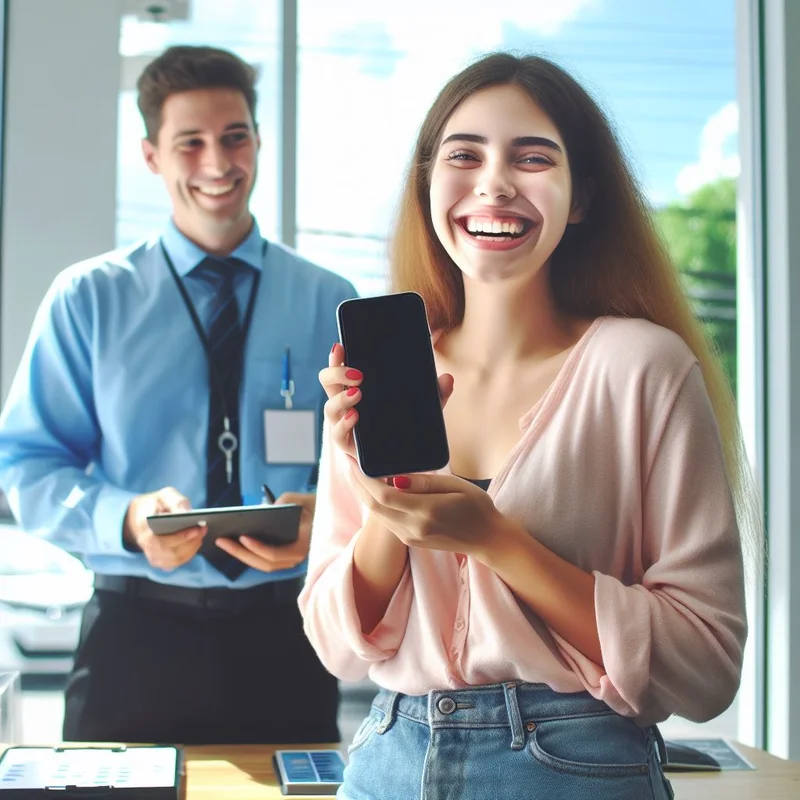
[440,133,562,152]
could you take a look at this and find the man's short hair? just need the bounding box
[136,45,258,141]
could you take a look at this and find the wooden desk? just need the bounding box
[666,742,800,799]
[182,741,800,799]
[1,742,796,798]
[185,743,334,799]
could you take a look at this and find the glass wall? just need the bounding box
[116,0,747,741]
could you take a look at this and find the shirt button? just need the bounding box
[455,619,465,631]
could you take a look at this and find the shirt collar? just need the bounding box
[160,217,265,277]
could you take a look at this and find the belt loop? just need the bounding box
[375,691,400,735]
[651,724,668,766]
[502,682,525,750]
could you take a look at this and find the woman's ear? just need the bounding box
[568,178,594,224]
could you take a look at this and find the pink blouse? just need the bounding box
[298,316,747,726]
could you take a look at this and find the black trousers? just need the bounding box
[63,579,340,745]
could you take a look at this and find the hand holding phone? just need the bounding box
[333,292,451,478]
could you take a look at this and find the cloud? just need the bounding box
[398,0,596,40]
[676,102,740,195]
[302,0,596,50]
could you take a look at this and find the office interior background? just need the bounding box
[0,0,798,761]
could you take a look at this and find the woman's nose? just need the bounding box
[473,161,516,201]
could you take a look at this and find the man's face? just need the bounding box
[142,87,260,248]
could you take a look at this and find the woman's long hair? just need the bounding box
[390,52,761,565]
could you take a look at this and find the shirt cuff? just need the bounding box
[92,484,139,554]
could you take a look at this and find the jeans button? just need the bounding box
[437,696,457,714]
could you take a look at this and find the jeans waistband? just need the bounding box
[373,682,614,727]
[371,682,666,761]
[93,573,303,613]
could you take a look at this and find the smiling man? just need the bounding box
[0,46,356,745]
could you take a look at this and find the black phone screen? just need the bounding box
[337,292,450,478]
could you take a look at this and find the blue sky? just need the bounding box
[511,0,738,204]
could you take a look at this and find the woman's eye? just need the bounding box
[446,151,479,163]
[519,154,552,166]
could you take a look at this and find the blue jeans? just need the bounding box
[340,682,674,800]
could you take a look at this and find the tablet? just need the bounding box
[147,504,301,548]
[0,745,184,797]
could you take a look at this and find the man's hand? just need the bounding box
[215,491,315,572]
[123,486,206,571]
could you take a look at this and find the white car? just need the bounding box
[0,525,93,674]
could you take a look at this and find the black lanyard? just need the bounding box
[160,240,264,421]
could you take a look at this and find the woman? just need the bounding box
[299,52,752,799]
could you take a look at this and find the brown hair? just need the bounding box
[391,52,761,564]
[136,45,258,142]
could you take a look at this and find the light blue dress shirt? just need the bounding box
[0,219,357,587]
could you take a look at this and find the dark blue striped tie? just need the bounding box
[196,257,248,580]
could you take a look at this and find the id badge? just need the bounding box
[264,409,317,464]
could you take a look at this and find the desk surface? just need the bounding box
[1,742,797,798]
[182,741,800,799]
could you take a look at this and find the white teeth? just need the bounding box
[197,183,236,196]
[465,217,525,235]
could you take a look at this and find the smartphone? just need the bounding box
[336,292,450,478]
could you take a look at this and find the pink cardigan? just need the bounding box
[298,316,747,726]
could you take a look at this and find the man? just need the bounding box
[0,45,356,745]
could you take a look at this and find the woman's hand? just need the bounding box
[346,466,520,559]
[318,342,454,459]
[318,343,364,459]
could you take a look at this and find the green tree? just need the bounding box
[655,177,737,390]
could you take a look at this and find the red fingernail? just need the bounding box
[344,409,356,420]
[393,476,411,489]
[346,386,359,397]
[345,369,363,380]
[331,343,337,354]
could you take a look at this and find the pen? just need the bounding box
[281,347,292,394]
[281,346,294,409]
[262,483,276,505]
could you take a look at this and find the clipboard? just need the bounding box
[0,745,184,798]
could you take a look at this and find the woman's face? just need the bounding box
[429,84,582,286]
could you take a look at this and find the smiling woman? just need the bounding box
[429,85,581,279]
[300,51,757,800]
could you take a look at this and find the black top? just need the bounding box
[460,477,492,491]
